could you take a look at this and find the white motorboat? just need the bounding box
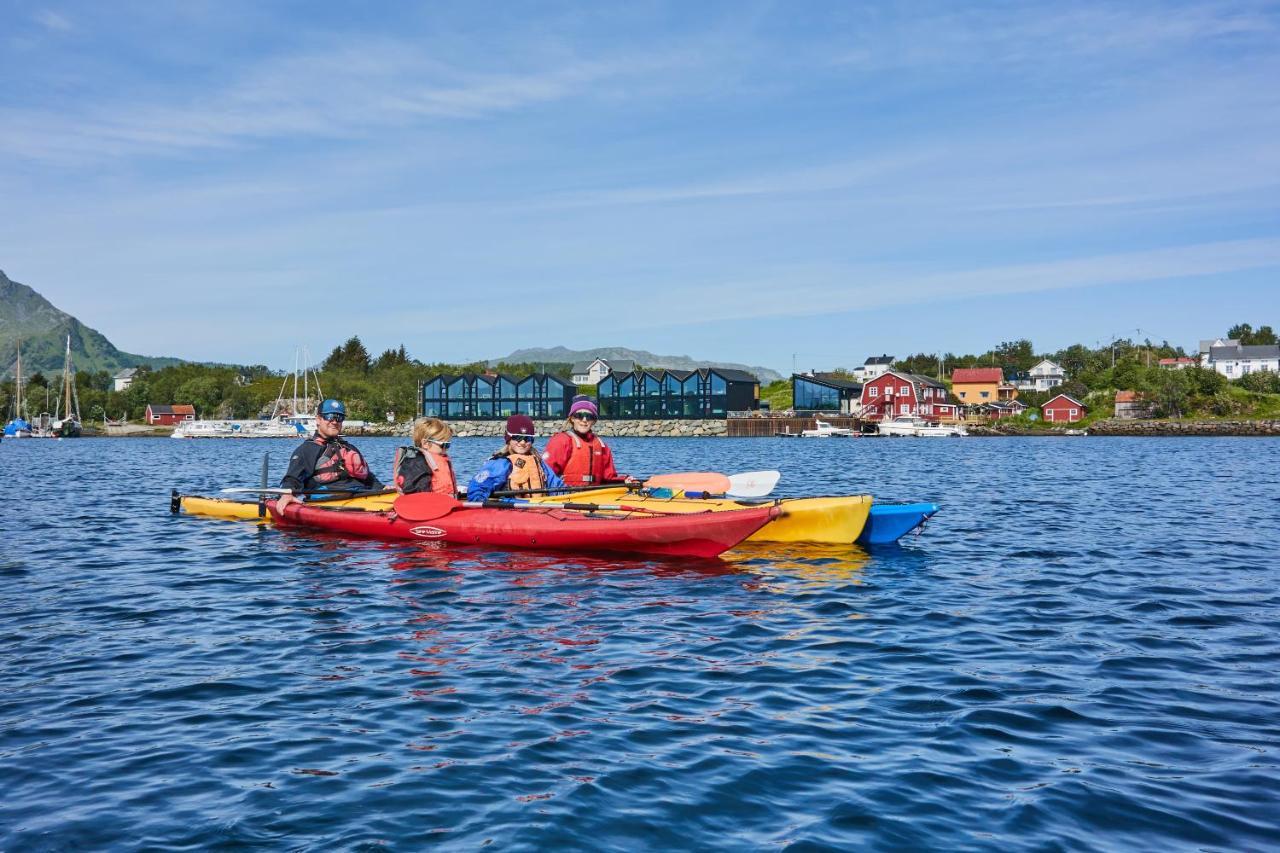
[172,419,238,438]
[801,419,853,438]
[878,415,967,437]
[172,417,304,439]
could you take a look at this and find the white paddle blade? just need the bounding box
[725,470,781,497]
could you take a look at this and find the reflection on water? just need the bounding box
[2,436,1279,849]
[724,541,872,585]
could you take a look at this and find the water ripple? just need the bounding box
[1,436,1279,848]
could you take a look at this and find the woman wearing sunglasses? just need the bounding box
[541,397,639,488]
[394,417,458,497]
[467,414,566,502]
[277,398,383,511]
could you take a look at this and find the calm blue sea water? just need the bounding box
[2,435,1278,850]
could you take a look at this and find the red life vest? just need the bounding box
[561,430,605,485]
[311,436,370,485]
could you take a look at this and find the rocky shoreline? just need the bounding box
[359,418,730,438]
[968,419,1280,437]
[74,417,1280,438]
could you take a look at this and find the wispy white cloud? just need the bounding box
[830,2,1278,70]
[639,237,1280,329]
[0,38,682,165]
[34,9,72,32]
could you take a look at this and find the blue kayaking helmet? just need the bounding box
[318,398,347,418]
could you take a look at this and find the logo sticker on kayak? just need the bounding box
[409,525,447,538]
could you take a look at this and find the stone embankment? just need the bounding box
[1086,419,1280,436]
[355,419,728,438]
[966,419,1280,437]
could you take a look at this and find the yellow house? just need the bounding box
[950,368,1011,405]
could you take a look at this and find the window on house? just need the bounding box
[900,403,910,413]
[900,386,910,395]
[869,387,879,397]
[1069,409,1078,417]
[980,391,989,398]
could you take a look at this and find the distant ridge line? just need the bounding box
[492,345,783,384]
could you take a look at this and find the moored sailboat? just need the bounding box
[49,336,82,438]
[4,340,34,438]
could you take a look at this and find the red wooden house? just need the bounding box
[859,371,959,421]
[1042,394,1086,423]
[146,404,196,425]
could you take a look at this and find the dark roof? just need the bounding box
[1211,343,1280,360]
[610,367,758,384]
[712,368,759,383]
[864,354,894,365]
[429,371,572,385]
[570,361,592,373]
[796,372,862,391]
[901,371,946,389]
[607,359,635,373]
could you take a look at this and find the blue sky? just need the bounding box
[3,1,1278,375]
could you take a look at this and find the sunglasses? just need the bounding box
[571,413,598,421]
[425,438,451,450]
[320,413,345,423]
[508,434,536,442]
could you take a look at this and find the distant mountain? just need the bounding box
[493,346,784,384]
[0,269,184,378]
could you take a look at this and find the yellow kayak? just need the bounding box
[176,488,872,545]
[176,491,396,521]
[526,488,873,544]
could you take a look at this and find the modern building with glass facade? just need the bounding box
[595,368,759,418]
[419,372,576,419]
[791,373,863,414]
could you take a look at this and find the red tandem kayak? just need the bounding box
[269,497,781,559]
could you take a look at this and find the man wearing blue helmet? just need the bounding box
[277,398,383,511]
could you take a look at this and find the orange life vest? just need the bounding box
[507,452,545,492]
[425,449,457,497]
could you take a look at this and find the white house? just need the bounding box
[851,355,894,382]
[113,368,138,392]
[570,358,635,385]
[1012,359,1065,392]
[1203,341,1280,378]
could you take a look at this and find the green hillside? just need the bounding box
[0,270,183,378]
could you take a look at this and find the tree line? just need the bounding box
[0,336,572,423]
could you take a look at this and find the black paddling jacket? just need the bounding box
[280,434,383,493]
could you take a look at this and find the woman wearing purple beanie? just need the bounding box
[541,397,638,488]
[466,413,567,501]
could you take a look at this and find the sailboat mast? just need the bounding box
[15,340,22,418]
[64,336,73,420]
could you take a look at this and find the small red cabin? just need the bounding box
[859,371,958,421]
[1042,394,1086,423]
[146,404,196,425]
